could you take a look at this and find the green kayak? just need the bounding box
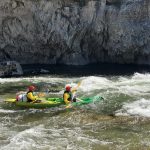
[4,96,104,109]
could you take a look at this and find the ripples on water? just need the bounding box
[1,72,150,149]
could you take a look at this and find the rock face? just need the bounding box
[0,61,23,77]
[0,0,149,65]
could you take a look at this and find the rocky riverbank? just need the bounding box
[0,61,23,77]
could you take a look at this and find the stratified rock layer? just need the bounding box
[0,0,149,65]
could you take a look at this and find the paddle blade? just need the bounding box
[38,93,45,97]
[77,81,82,88]
[72,81,82,93]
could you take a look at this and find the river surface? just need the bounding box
[1,72,150,150]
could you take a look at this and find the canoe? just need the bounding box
[4,96,104,109]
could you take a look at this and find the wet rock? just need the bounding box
[40,69,49,73]
[0,61,23,77]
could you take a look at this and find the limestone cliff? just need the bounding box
[0,0,150,65]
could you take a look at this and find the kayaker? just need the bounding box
[26,85,38,102]
[63,84,76,105]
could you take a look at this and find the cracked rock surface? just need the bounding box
[0,0,150,65]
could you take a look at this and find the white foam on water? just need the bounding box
[0,109,16,113]
[0,122,111,150]
[132,72,150,80]
[115,84,150,97]
[1,72,150,117]
[2,73,150,149]
[1,125,48,150]
[0,76,61,84]
[115,98,150,117]
[77,136,113,145]
[114,73,150,96]
[141,140,150,147]
[79,76,112,92]
[1,73,149,97]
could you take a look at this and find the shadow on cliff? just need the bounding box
[21,63,150,77]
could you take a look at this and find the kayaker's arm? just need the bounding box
[71,88,77,94]
[71,81,81,93]
[64,93,70,105]
[27,92,38,101]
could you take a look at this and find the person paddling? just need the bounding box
[63,84,76,105]
[26,85,38,102]
[63,84,77,105]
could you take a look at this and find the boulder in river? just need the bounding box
[0,61,23,77]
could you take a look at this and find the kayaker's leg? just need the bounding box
[27,99,32,103]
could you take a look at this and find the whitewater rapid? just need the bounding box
[0,73,150,117]
[1,72,150,150]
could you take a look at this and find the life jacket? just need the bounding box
[26,91,34,102]
[63,91,72,101]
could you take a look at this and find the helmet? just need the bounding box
[28,85,36,91]
[65,84,72,91]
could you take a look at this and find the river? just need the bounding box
[0,71,150,149]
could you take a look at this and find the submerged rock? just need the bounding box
[0,0,149,65]
[0,61,23,77]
